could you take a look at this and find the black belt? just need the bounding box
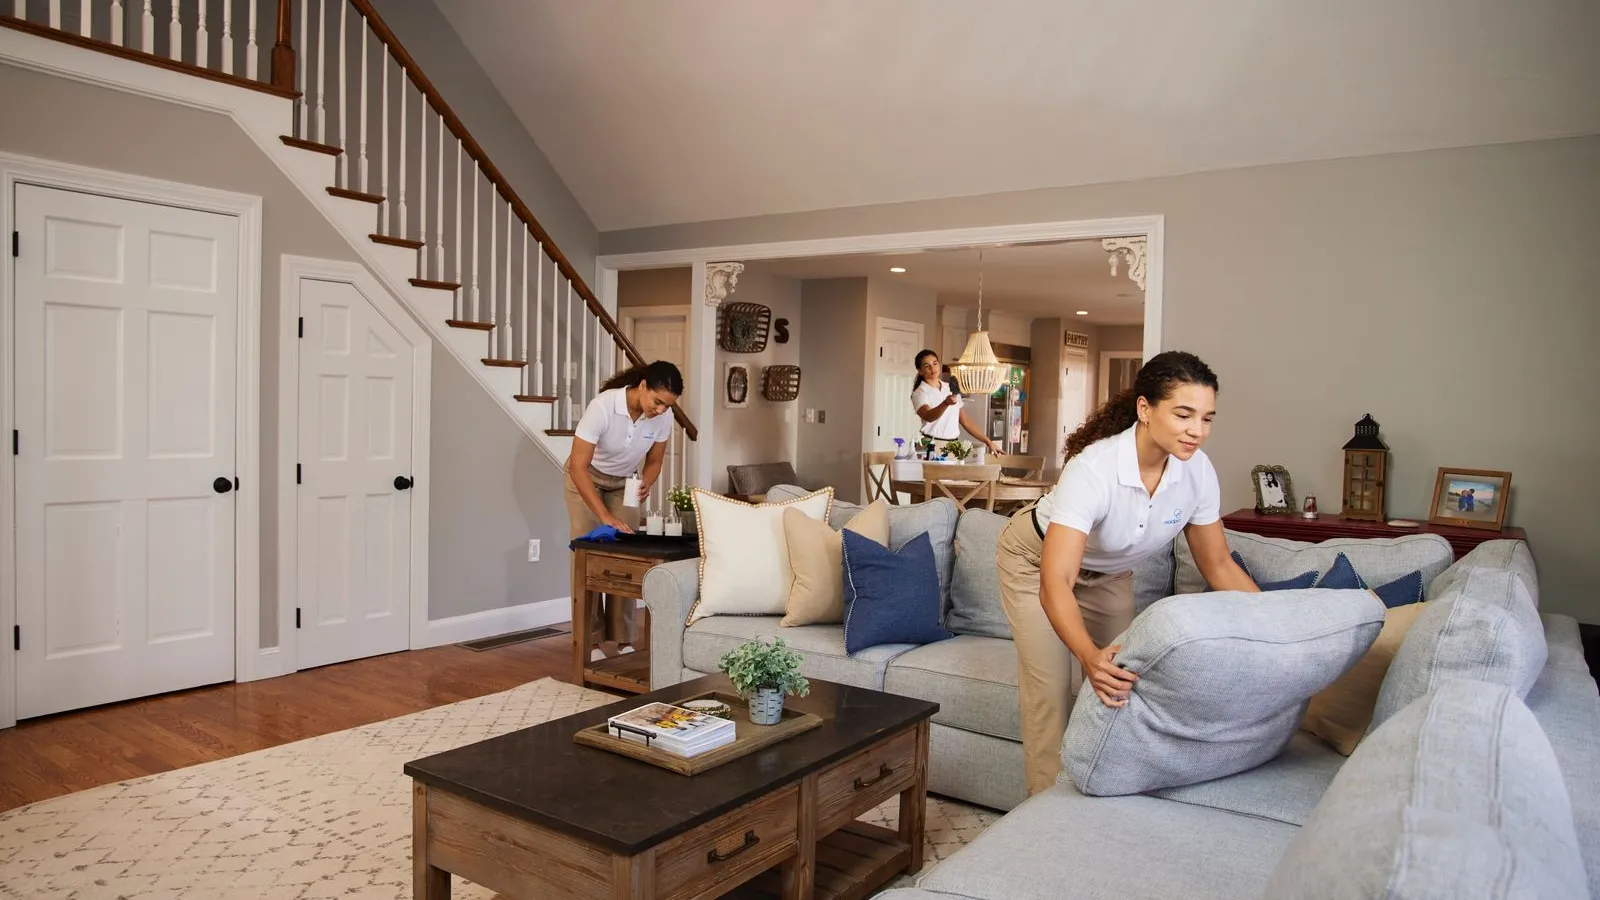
[1025,502,1045,540]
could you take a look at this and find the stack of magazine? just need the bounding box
[606,701,736,757]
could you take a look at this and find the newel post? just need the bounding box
[271,0,296,92]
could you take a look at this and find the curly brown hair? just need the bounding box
[1063,351,1220,461]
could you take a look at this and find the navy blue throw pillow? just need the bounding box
[842,530,952,655]
[1230,550,1319,592]
[1316,552,1424,608]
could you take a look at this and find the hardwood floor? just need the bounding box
[0,629,581,813]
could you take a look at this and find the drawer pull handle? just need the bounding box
[601,569,634,580]
[707,830,760,864]
[854,764,894,790]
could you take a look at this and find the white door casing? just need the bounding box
[277,256,431,673]
[1100,350,1143,406]
[621,305,688,505]
[1059,348,1089,470]
[4,161,262,724]
[872,318,924,452]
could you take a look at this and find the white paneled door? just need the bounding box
[296,277,415,670]
[13,184,239,719]
[873,318,924,452]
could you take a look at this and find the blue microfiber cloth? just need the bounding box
[570,524,620,549]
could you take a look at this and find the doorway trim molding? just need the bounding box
[276,256,433,677]
[596,214,1165,488]
[1099,350,1145,406]
[0,152,263,728]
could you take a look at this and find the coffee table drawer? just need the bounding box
[816,727,917,834]
[585,555,654,595]
[652,783,799,900]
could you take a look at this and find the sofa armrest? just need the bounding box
[643,558,701,688]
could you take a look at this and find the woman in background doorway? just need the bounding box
[911,350,1001,454]
[565,360,684,654]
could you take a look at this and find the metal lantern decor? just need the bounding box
[1340,414,1389,522]
[950,248,1005,395]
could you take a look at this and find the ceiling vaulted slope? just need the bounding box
[434,0,1600,232]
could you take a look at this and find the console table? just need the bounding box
[1221,508,1528,559]
[570,535,699,695]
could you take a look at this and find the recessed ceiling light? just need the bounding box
[1075,310,1089,316]
[889,267,906,273]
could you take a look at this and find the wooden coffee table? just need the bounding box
[404,675,939,900]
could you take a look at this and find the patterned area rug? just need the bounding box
[0,678,998,898]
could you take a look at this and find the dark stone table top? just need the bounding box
[403,675,938,855]
[570,533,700,562]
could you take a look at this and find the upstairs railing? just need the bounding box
[1,0,699,462]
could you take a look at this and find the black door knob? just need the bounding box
[213,477,233,494]
[394,476,414,490]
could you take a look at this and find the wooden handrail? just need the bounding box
[343,0,698,441]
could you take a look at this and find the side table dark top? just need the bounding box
[570,534,700,562]
[403,675,938,855]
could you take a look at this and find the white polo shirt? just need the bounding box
[911,379,962,440]
[1035,424,1221,573]
[572,388,674,477]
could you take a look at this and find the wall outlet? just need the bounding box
[527,539,541,562]
[817,409,826,424]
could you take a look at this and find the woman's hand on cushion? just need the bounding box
[1080,644,1137,707]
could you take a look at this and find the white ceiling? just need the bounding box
[433,0,1600,232]
[742,239,1144,325]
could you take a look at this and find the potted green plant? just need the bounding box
[717,637,810,725]
[666,485,696,534]
[943,439,973,462]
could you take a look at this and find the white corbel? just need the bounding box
[705,262,745,307]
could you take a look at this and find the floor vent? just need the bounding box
[460,626,567,652]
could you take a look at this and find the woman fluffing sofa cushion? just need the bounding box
[1265,678,1590,900]
[1062,588,1386,796]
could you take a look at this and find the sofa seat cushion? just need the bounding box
[884,635,1020,741]
[1148,730,1347,826]
[1176,529,1454,598]
[1265,678,1589,900]
[911,782,1298,900]
[681,616,908,690]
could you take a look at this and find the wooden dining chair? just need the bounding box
[991,453,1046,480]
[922,463,1001,512]
[862,451,899,505]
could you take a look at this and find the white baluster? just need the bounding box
[296,0,307,135]
[313,0,325,142]
[111,0,123,45]
[377,53,386,223]
[520,231,530,382]
[564,281,573,424]
[554,268,563,419]
[336,0,347,183]
[219,0,232,74]
[433,110,445,281]
[196,1,208,68]
[470,172,480,322]
[168,0,180,61]
[358,22,368,193]
[453,140,463,315]
[488,187,498,339]
[79,0,90,37]
[593,309,602,410]
[49,1,60,30]
[141,0,153,53]
[246,0,258,80]
[418,101,428,275]
[533,248,544,395]
[503,202,513,359]
[14,2,25,22]
[397,73,408,234]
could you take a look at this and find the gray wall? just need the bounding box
[798,279,869,501]
[602,136,1600,623]
[712,270,802,493]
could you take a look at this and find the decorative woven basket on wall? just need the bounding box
[762,365,802,402]
[718,302,772,353]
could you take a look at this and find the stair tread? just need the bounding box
[410,278,461,291]
[514,394,557,403]
[445,319,495,331]
[327,186,385,204]
[282,135,342,156]
[371,233,424,250]
[546,429,576,436]
[482,358,528,368]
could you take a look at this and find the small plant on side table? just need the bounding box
[666,485,696,533]
[717,637,810,725]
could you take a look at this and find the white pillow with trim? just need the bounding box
[687,487,834,623]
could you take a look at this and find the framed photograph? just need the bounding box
[1428,467,1511,531]
[1251,464,1296,515]
[723,362,750,409]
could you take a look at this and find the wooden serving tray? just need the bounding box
[573,691,822,776]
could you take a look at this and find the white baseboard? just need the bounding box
[422,598,570,649]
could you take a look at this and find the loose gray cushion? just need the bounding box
[1371,567,1546,730]
[1175,529,1454,596]
[1427,538,1538,605]
[1063,588,1385,796]
[884,634,1019,740]
[1265,678,1590,900]
[1149,729,1346,826]
[1133,540,1176,614]
[946,509,1010,638]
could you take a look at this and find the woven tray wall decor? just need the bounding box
[718,301,772,353]
[762,365,802,402]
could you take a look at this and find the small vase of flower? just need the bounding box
[666,485,696,535]
[717,637,810,725]
[942,439,973,463]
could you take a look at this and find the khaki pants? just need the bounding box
[563,460,642,645]
[996,505,1136,795]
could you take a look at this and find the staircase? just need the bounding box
[0,0,697,490]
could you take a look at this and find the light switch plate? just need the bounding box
[527,539,541,562]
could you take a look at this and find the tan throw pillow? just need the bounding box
[781,500,890,626]
[1301,597,1428,755]
[686,487,834,624]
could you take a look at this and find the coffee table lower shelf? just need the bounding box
[584,647,652,693]
[732,822,911,900]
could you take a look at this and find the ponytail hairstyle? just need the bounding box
[1063,350,1219,461]
[601,359,684,395]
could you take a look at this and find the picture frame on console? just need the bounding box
[1251,464,1297,515]
[1428,467,1511,532]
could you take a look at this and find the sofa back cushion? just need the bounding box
[1264,678,1589,900]
[1062,588,1385,796]
[1175,530,1453,598]
[1371,567,1546,730]
[687,488,834,623]
[946,509,1009,638]
[1427,538,1538,605]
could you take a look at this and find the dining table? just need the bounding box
[889,475,1054,510]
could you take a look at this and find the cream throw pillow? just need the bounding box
[687,487,834,624]
[1300,598,1427,755]
[781,500,890,627]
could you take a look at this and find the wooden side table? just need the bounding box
[570,536,699,694]
[1221,508,1529,559]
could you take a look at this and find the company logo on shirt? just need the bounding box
[1161,507,1185,526]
